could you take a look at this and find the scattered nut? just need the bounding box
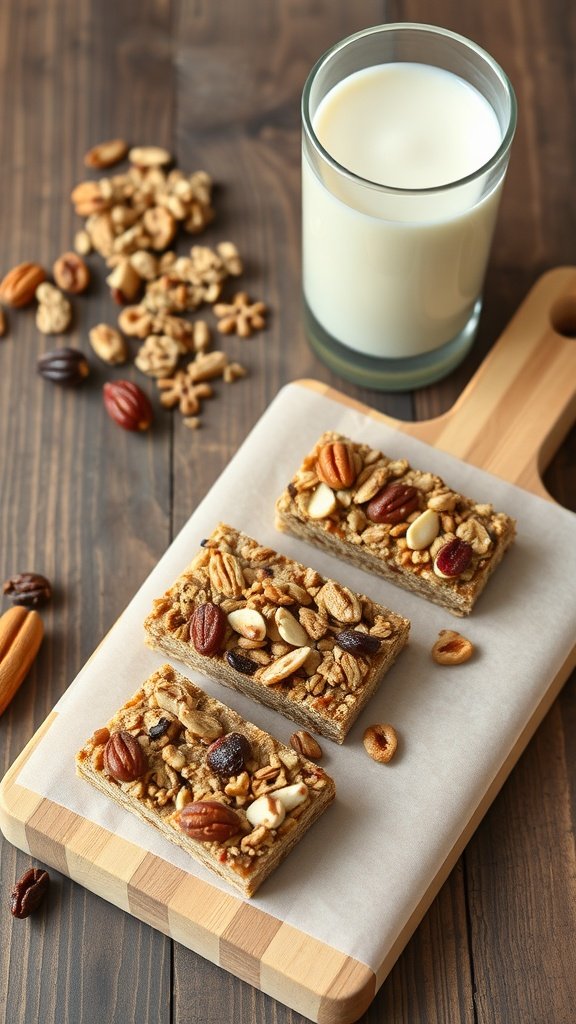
[0,262,46,308]
[74,229,92,256]
[214,292,267,337]
[129,145,172,168]
[83,138,129,169]
[53,252,90,294]
[363,723,398,764]
[10,868,50,919]
[290,730,323,760]
[2,572,52,609]
[0,308,7,337]
[103,379,153,431]
[37,347,89,386]
[35,282,73,334]
[89,323,129,365]
[431,629,474,665]
[135,334,180,378]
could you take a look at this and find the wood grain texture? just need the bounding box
[0,1,575,1023]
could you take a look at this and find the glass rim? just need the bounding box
[301,22,517,196]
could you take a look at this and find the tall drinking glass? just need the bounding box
[302,23,517,390]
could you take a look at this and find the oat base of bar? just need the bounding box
[274,432,516,617]
[143,524,410,743]
[76,664,335,898]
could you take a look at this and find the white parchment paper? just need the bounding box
[13,382,576,972]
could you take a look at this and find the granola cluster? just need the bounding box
[77,665,332,885]
[275,433,516,614]
[145,524,409,739]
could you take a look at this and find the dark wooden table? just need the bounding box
[1,2,575,1022]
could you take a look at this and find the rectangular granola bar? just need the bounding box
[143,523,410,743]
[76,664,335,898]
[274,432,516,617]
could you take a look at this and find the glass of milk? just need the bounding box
[302,24,517,390]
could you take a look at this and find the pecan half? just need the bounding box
[104,731,147,782]
[189,602,227,656]
[175,800,243,842]
[0,262,46,307]
[10,868,50,919]
[2,572,52,609]
[316,441,357,490]
[366,482,420,525]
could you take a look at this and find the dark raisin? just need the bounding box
[206,732,252,777]
[149,717,171,740]
[334,629,382,656]
[287,482,297,498]
[226,650,258,675]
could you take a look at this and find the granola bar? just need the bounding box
[143,524,410,743]
[274,432,516,617]
[76,664,335,898]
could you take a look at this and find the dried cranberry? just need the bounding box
[206,732,251,777]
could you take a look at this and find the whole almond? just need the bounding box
[83,138,129,169]
[0,262,46,308]
[366,482,420,525]
[290,730,323,760]
[104,731,147,782]
[190,602,227,656]
[176,800,243,842]
[317,441,357,490]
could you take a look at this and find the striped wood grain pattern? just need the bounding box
[0,722,376,1024]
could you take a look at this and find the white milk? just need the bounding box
[302,62,504,359]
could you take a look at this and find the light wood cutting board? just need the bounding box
[1,268,576,1024]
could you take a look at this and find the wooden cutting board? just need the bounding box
[1,268,576,1024]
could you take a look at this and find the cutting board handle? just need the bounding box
[403,267,576,499]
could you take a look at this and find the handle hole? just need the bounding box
[550,296,576,338]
